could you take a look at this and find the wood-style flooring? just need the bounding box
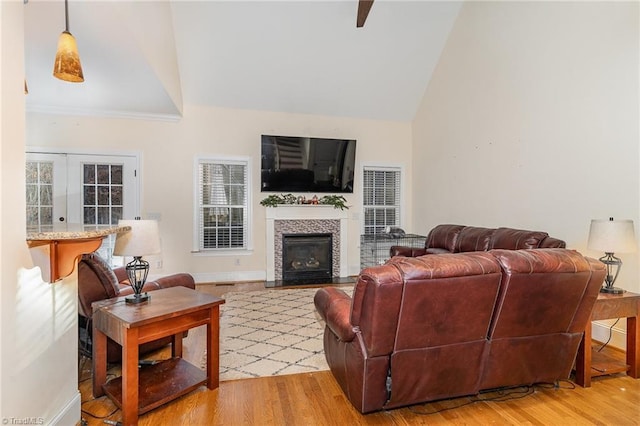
[79,283,640,425]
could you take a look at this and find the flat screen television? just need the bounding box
[261,135,356,193]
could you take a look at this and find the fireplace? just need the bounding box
[282,233,332,284]
[265,205,348,283]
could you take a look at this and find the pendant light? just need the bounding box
[53,0,84,82]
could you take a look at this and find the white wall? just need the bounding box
[1,2,80,424]
[412,1,639,348]
[413,1,639,292]
[26,106,413,280]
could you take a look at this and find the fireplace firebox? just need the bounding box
[282,233,332,284]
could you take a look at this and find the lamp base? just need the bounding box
[600,286,626,294]
[125,292,151,304]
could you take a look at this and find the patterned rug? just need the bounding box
[208,286,353,381]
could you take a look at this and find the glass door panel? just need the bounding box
[67,155,138,264]
[25,153,67,228]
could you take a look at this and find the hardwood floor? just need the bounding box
[78,283,640,425]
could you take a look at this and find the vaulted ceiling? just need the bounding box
[24,1,462,122]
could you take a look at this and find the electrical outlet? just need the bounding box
[234,258,240,266]
[156,260,163,269]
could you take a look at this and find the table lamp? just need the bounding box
[587,217,637,294]
[113,219,161,304]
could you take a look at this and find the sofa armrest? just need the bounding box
[117,273,195,296]
[154,273,196,290]
[118,281,161,296]
[389,246,427,258]
[113,266,129,283]
[314,287,356,342]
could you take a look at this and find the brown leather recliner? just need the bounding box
[314,248,605,413]
[78,252,196,363]
[390,224,566,258]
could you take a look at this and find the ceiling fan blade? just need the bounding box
[357,0,374,28]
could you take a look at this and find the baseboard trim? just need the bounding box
[192,270,266,284]
[50,391,81,426]
[592,320,626,350]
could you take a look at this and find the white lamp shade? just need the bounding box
[587,219,637,253]
[113,220,161,256]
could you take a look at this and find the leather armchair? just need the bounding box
[78,252,196,363]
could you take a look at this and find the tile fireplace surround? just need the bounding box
[266,205,349,282]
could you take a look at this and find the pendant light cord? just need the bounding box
[64,0,70,32]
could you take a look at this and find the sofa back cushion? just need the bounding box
[488,249,595,338]
[424,224,464,252]
[490,227,550,250]
[382,252,503,407]
[539,236,567,248]
[480,248,605,389]
[454,226,494,252]
[391,252,502,349]
[78,253,120,317]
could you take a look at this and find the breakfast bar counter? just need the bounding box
[26,224,130,282]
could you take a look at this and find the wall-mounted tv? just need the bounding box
[261,135,357,193]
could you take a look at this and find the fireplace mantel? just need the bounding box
[265,205,349,220]
[265,205,348,282]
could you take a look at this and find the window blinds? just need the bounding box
[198,161,248,250]
[362,168,401,235]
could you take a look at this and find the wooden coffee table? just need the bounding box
[92,286,225,426]
[575,291,639,387]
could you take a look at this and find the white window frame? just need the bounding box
[193,155,252,255]
[361,164,403,235]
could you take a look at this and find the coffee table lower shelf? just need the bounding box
[102,358,207,415]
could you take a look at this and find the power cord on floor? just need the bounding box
[80,371,119,423]
[80,397,119,420]
[406,380,575,415]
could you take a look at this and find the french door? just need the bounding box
[26,152,139,264]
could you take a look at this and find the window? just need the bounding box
[196,157,250,251]
[362,166,401,235]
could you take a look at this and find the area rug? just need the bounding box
[207,286,353,381]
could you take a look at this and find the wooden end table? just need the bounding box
[92,286,225,426]
[575,291,640,387]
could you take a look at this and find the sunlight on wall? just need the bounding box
[13,266,76,372]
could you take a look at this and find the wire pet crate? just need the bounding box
[360,233,426,270]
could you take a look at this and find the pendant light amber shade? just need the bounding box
[53,30,84,82]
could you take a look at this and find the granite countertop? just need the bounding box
[26,224,131,241]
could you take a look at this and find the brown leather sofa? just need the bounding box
[314,248,605,413]
[78,252,196,363]
[390,224,566,258]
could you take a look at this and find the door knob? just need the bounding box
[59,217,65,222]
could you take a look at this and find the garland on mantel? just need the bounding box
[260,194,348,210]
